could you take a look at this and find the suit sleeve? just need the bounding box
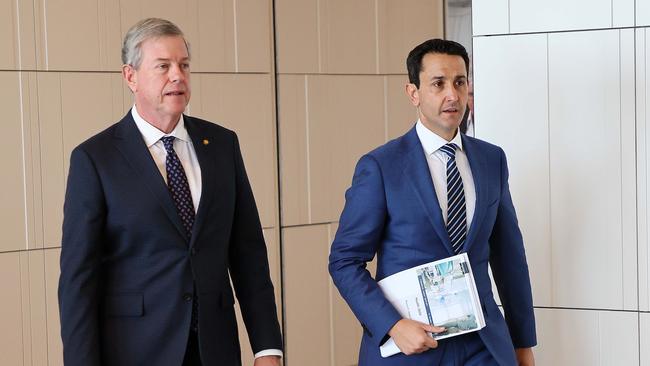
[227,132,283,353]
[488,148,537,348]
[328,154,402,347]
[58,146,105,366]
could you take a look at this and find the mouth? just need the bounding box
[164,91,186,97]
[442,107,459,114]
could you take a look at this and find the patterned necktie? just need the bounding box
[440,143,467,254]
[160,136,199,332]
[161,136,195,238]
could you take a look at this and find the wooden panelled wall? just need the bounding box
[0,1,443,365]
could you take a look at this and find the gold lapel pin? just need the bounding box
[203,139,209,145]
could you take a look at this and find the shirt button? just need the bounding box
[183,293,192,302]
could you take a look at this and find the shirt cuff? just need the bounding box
[254,349,283,359]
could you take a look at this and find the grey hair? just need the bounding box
[121,18,190,69]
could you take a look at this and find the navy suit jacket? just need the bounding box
[59,112,282,366]
[329,127,536,366]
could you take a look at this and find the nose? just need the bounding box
[169,64,186,83]
[444,84,459,102]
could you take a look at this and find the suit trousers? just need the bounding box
[183,330,202,366]
[437,332,499,366]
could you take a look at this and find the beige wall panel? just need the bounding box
[60,73,120,171]
[284,225,331,366]
[17,0,38,69]
[319,0,377,74]
[274,0,319,73]
[20,251,48,365]
[235,0,272,72]
[0,72,27,252]
[194,0,237,72]
[386,75,417,140]
[44,248,63,366]
[0,252,24,365]
[278,75,309,226]
[377,0,444,74]
[120,0,238,73]
[191,74,277,228]
[308,75,385,223]
[37,73,65,249]
[43,0,122,70]
[0,0,18,68]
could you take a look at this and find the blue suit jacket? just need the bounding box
[329,127,536,366]
[58,112,282,366]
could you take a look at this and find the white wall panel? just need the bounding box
[638,28,650,312]
[613,0,635,27]
[548,30,634,310]
[637,1,650,26]
[510,0,611,33]
[473,34,551,306]
[535,308,639,365]
[471,0,508,36]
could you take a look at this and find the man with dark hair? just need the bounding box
[58,18,282,366]
[329,38,536,365]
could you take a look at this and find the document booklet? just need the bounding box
[377,253,485,358]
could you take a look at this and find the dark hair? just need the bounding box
[406,39,469,88]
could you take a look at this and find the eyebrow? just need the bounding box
[153,57,191,62]
[430,75,467,81]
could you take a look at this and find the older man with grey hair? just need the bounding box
[58,18,283,366]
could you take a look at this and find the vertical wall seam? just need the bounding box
[374,0,379,74]
[233,0,239,72]
[304,75,312,224]
[546,33,554,306]
[42,0,48,70]
[316,0,322,73]
[15,0,22,69]
[383,76,388,142]
[327,224,335,366]
[19,72,29,250]
[620,29,625,307]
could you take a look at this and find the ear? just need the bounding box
[405,83,420,107]
[122,64,137,93]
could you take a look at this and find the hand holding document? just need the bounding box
[377,253,485,358]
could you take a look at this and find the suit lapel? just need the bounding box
[462,135,488,253]
[402,128,455,256]
[184,116,217,249]
[113,112,189,242]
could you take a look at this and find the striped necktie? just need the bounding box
[440,143,467,254]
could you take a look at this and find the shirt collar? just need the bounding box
[415,119,463,156]
[131,105,191,148]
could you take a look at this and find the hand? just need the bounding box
[515,347,535,366]
[387,319,446,355]
[253,355,281,366]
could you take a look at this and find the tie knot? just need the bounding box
[440,143,459,159]
[161,136,175,153]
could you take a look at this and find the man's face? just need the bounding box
[406,53,468,140]
[123,35,191,125]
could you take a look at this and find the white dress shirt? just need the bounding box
[415,120,476,230]
[131,106,283,360]
[132,106,202,211]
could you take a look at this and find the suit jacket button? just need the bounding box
[183,293,192,302]
[190,247,196,256]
